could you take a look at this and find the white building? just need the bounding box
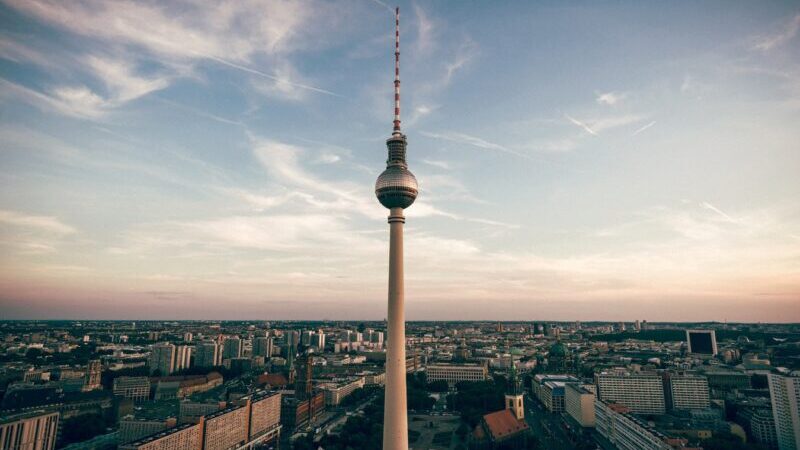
[426,363,487,386]
[769,373,800,450]
[565,383,595,427]
[319,377,366,406]
[595,370,666,414]
[667,372,709,411]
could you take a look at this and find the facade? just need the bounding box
[113,376,151,402]
[122,392,281,450]
[769,373,800,450]
[178,401,224,424]
[596,371,666,414]
[252,337,272,359]
[426,363,488,385]
[666,372,710,411]
[194,342,220,368]
[564,383,596,428]
[595,401,679,450]
[84,359,102,391]
[174,346,192,373]
[319,377,366,406]
[118,417,176,445]
[531,374,578,411]
[0,411,59,450]
[203,405,249,450]
[247,391,281,441]
[119,423,202,450]
[150,343,176,375]
[222,338,242,360]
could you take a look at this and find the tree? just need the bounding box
[60,414,107,446]
[427,380,449,392]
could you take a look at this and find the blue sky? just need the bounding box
[0,0,798,321]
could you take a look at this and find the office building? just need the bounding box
[596,371,666,414]
[565,383,596,428]
[0,411,59,450]
[769,373,800,450]
[531,374,579,411]
[426,363,488,385]
[686,330,718,356]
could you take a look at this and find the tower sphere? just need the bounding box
[375,164,418,209]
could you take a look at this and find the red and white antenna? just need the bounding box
[393,6,402,136]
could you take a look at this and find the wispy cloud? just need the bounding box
[4,0,340,102]
[632,121,656,136]
[700,201,738,224]
[421,130,538,162]
[565,113,645,136]
[752,14,800,51]
[422,159,451,170]
[564,114,597,136]
[0,210,76,235]
[596,91,626,106]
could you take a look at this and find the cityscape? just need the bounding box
[0,320,799,450]
[1,1,799,450]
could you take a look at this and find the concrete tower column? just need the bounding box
[383,207,408,450]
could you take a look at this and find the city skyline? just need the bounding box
[1,1,799,322]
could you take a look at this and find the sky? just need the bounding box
[0,1,799,322]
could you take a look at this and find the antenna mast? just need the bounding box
[393,6,401,135]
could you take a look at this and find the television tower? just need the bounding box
[375,7,418,450]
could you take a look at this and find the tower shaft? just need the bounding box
[383,207,408,450]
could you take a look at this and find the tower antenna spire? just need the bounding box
[393,6,401,135]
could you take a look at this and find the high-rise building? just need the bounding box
[0,411,59,450]
[222,337,242,360]
[665,372,710,411]
[310,331,325,351]
[374,8,418,450]
[150,343,176,375]
[769,373,800,450]
[595,370,666,414]
[253,336,273,359]
[686,329,718,356]
[194,341,220,368]
[565,383,596,428]
[174,345,192,372]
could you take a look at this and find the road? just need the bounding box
[524,394,575,450]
